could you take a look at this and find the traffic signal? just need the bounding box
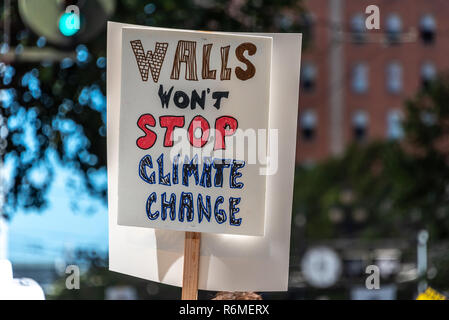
[18,0,116,47]
[58,5,81,37]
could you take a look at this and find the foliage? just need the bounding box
[292,75,449,243]
[293,142,407,240]
[399,75,449,240]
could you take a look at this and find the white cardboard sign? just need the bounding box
[117,28,272,236]
[107,22,302,291]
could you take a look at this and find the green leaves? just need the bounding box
[293,75,449,242]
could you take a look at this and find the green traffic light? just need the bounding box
[59,13,80,37]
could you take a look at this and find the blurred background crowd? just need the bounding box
[1,0,448,300]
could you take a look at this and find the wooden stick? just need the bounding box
[181,231,201,300]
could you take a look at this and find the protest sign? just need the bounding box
[107,22,302,292]
[118,27,272,236]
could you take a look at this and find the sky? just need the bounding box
[6,162,108,265]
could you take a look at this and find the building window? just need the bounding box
[352,63,369,94]
[301,63,317,92]
[386,14,402,44]
[421,62,436,88]
[352,110,368,141]
[420,14,436,45]
[351,14,366,44]
[300,110,317,141]
[386,62,402,94]
[387,110,404,140]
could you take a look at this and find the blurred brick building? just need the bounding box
[297,0,449,164]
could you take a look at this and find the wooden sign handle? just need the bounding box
[182,231,201,300]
